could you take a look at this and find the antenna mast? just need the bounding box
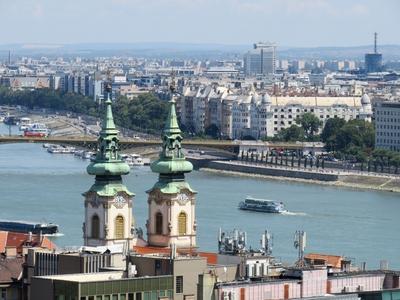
[294,230,307,267]
[374,32,378,54]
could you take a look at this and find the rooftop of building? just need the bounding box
[132,246,217,265]
[0,230,55,255]
[35,271,173,283]
[0,256,24,283]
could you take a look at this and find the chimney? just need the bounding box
[5,246,17,258]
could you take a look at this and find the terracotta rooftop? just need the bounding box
[0,231,56,255]
[305,253,343,268]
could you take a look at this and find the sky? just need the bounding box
[0,0,399,47]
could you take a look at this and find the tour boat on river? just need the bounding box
[239,196,286,213]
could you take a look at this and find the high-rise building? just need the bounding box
[375,101,400,152]
[244,42,276,76]
[83,92,134,247]
[365,32,383,73]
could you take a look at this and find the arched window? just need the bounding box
[155,212,163,235]
[91,215,100,239]
[115,216,124,239]
[178,212,187,236]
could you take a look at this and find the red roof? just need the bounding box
[305,253,343,268]
[0,231,56,255]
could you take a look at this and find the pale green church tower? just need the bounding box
[83,92,134,247]
[146,87,197,249]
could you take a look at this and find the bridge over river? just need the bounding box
[0,135,311,155]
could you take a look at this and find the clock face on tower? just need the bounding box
[114,195,127,208]
[176,193,189,205]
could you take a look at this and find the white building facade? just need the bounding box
[375,101,400,152]
[177,85,372,140]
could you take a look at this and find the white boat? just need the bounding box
[47,145,75,154]
[19,117,31,131]
[83,151,95,159]
[74,150,85,157]
[128,154,144,166]
[239,196,286,214]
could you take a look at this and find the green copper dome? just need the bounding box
[150,98,193,175]
[87,97,130,176]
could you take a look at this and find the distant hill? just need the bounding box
[0,42,399,60]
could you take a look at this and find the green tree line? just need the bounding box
[0,87,169,135]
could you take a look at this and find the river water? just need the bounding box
[0,124,399,269]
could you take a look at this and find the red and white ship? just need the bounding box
[23,123,49,137]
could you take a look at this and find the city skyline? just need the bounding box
[0,0,399,47]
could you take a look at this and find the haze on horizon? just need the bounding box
[0,0,399,48]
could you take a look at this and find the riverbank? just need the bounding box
[201,166,400,193]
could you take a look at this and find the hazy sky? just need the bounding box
[0,0,399,47]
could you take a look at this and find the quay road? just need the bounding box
[0,135,309,154]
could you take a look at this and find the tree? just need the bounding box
[204,124,220,139]
[275,125,305,142]
[295,112,322,141]
[0,88,170,135]
[335,119,375,155]
[321,117,346,151]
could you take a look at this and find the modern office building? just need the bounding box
[365,33,383,73]
[375,101,400,151]
[244,42,276,76]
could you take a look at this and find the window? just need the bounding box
[0,288,5,300]
[155,212,163,235]
[178,212,187,235]
[91,215,100,239]
[176,276,183,294]
[115,216,124,239]
[135,293,142,300]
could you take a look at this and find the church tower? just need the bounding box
[146,84,197,249]
[83,91,134,247]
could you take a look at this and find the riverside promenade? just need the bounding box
[193,158,400,193]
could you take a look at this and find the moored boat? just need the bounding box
[24,123,49,137]
[19,117,31,131]
[0,220,60,235]
[239,196,286,213]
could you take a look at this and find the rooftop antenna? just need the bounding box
[294,230,306,267]
[374,32,378,54]
[8,50,11,65]
[260,229,273,256]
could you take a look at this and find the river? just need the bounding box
[0,124,399,269]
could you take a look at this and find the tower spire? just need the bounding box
[83,84,134,247]
[146,74,197,249]
[150,76,193,176]
[87,86,129,176]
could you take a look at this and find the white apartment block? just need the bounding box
[375,101,400,152]
[177,85,372,140]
